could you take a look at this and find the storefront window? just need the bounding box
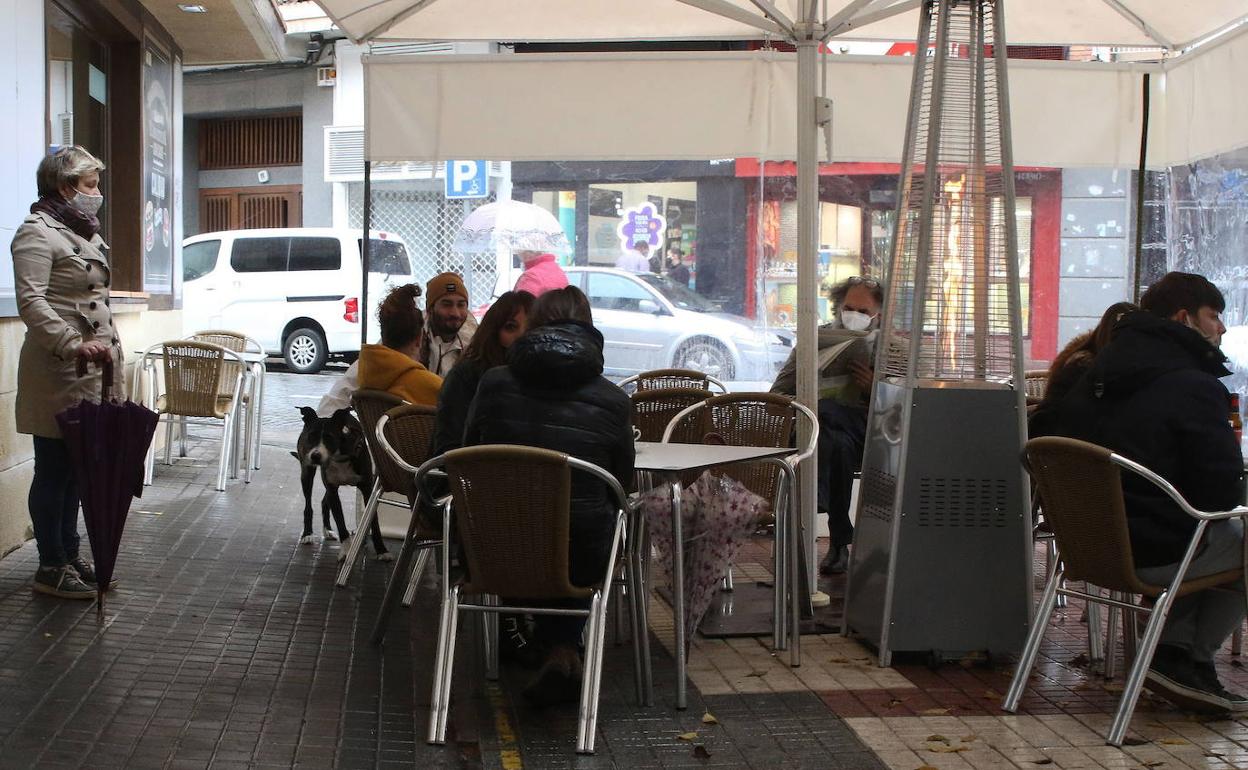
[46,1,110,238]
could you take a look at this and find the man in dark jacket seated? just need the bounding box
[1043,271,1245,713]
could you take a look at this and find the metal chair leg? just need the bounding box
[1107,592,1174,746]
[164,418,174,466]
[336,479,382,587]
[179,415,188,457]
[1105,603,1120,680]
[483,595,500,681]
[722,566,734,592]
[428,585,461,745]
[1087,585,1104,662]
[1004,567,1064,711]
[576,590,606,754]
[402,547,432,607]
[371,502,427,644]
[215,417,233,491]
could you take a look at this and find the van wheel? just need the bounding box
[284,328,327,374]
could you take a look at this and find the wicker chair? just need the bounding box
[659,392,818,612]
[420,445,646,755]
[618,368,728,395]
[631,387,713,443]
[1023,369,1048,406]
[135,341,246,491]
[335,390,416,587]
[188,330,265,472]
[366,404,449,639]
[1004,436,1248,746]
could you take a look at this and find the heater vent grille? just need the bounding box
[917,477,1008,528]
[879,0,1021,384]
[861,469,897,524]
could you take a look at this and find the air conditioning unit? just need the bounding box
[316,66,336,87]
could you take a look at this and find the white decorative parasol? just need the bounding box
[453,199,571,254]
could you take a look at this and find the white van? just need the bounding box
[182,228,416,373]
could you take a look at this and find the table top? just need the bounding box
[634,441,794,473]
[135,348,267,364]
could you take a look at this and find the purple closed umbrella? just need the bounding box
[55,358,158,621]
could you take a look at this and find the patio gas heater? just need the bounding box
[843,0,1031,666]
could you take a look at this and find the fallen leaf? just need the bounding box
[43,633,52,639]
[926,743,970,753]
[692,745,711,759]
[925,734,950,743]
[1069,653,1091,668]
[677,732,698,741]
[1122,737,1148,746]
[1142,761,1165,768]
[745,671,766,678]
[1158,738,1188,746]
[919,708,949,716]
[960,735,977,743]
[915,766,940,770]
[981,689,1001,699]
[701,712,718,725]
[1030,760,1053,766]
[828,655,849,664]
[888,698,904,708]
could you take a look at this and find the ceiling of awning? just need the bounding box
[140,0,290,65]
[313,0,1247,51]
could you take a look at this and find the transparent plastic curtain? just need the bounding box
[353,156,795,386]
[1159,147,1248,398]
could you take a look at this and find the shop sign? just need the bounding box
[143,41,174,294]
[616,202,666,251]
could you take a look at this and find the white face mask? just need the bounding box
[70,190,104,217]
[840,309,875,332]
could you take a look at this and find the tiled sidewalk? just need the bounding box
[1,435,1246,769]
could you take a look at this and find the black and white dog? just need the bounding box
[292,407,390,560]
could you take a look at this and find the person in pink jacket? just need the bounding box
[513,250,569,297]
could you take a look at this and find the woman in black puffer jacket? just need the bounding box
[463,286,635,706]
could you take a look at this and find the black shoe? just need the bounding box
[69,558,118,589]
[1146,645,1233,713]
[522,645,583,708]
[32,566,96,600]
[820,545,849,575]
[1191,660,1248,712]
[499,615,543,669]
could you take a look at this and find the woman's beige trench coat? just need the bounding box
[12,211,125,438]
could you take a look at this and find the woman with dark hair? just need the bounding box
[12,145,122,599]
[433,290,534,457]
[1041,301,1138,408]
[463,285,635,706]
[356,284,443,405]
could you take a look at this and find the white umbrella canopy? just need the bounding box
[317,0,1245,50]
[452,199,572,253]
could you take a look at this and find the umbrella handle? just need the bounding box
[76,355,115,402]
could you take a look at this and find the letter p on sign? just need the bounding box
[445,160,489,199]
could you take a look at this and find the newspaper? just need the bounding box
[815,330,872,405]
[770,326,874,406]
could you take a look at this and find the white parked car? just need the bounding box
[181,228,416,373]
[566,267,791,381]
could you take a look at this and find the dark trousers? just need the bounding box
[28,436,82,568]
[534,508,615,649]
[816,400,867,548]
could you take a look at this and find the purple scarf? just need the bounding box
[30,195,99,241]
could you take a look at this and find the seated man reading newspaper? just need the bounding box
[771,276,882,575]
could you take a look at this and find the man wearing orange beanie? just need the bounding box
[421,272,476,377]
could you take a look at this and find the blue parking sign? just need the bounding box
[445,160,489,199]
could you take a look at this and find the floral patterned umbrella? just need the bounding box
[452,199,571,254]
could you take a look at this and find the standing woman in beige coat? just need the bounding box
[13,146,125,599]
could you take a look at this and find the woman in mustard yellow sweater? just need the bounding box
[357,284,443,405]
